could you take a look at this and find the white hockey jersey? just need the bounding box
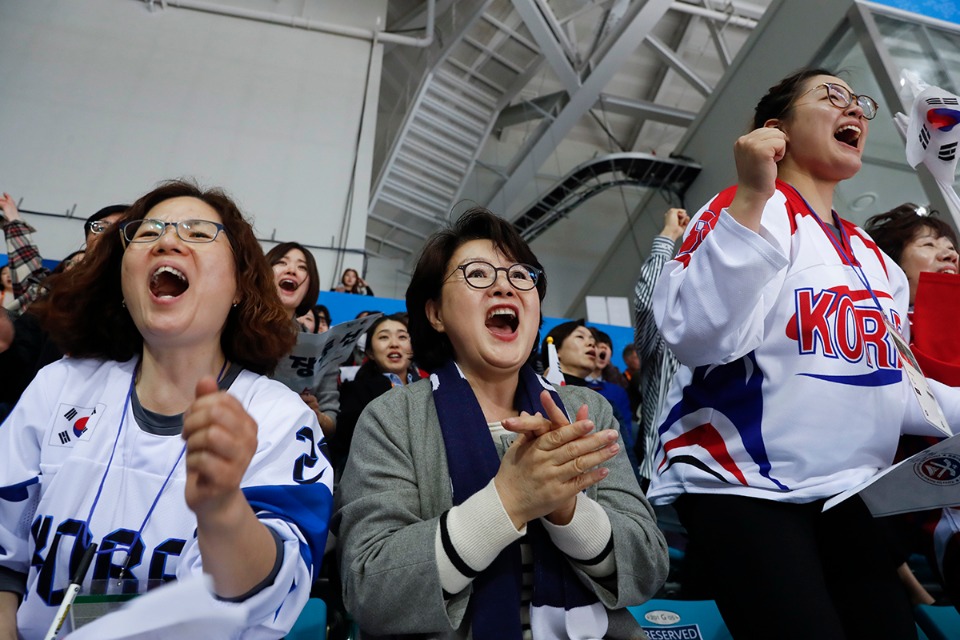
[0,357,333,638]
[648,181,952,505]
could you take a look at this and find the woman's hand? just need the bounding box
[496,391,620,528]
[728,126,787,232]
[0,193,20,223]
[660,207,690,242]
[183,377,277,599]
[300,390,334,437]
[182,377,258,523]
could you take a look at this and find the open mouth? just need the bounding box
[939,266,958,275]
[279,278,300,292]
[150,266,188,299]
[386,351,404,362]
[485,307,519,335]
[586,349,597,359]
[834,124,861,148]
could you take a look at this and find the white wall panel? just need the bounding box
[0,0,386,291]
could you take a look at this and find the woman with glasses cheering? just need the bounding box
[648,68,960,638]
[334,207,667,640]
[0,180,333,638]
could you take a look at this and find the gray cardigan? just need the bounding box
[333,379,668,639]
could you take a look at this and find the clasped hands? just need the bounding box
[494,390,620,529]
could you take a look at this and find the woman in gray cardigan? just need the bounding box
[334,208,668,639]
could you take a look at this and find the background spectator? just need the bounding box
[634,207,689,491]
[334,267,373,296]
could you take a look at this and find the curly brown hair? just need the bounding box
[31,180,296,375]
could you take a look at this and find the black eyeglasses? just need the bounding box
[88,220,114,235]
[120,219,227,247]
[444,260,541,291]
[803,83,878,120]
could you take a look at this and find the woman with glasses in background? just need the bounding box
[648,68,960,638]
[334,208,667,640]
[0,180,332,639]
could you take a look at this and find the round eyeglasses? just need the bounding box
[88,220,114,235]
[805,82,878,120]
[120,219,227,247]
[444,260,541,291]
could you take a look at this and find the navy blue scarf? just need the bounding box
[431,359,603,640]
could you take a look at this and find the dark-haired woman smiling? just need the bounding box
[335,208,666,640]
[331,313,419,478]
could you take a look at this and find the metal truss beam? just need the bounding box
[643,34,713,97]
[511,0,581,93]
[485,0,676,216]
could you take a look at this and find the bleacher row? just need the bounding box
[285,595,960,640]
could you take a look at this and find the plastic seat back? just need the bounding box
[287,597,327,640]
[914,604,960,640]
[628,599,732,640]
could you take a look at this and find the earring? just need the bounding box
[121,300,126,308]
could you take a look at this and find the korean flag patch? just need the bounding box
[49,403,106,447]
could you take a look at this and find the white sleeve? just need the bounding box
[433,479,525,595]
[653,204,789,367]
[0,365,54,593]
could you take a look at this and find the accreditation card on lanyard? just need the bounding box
[884,318,952,436]
[800,186,953,437]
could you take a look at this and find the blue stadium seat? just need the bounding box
[628,599,732,640]
[287,597,327,640]
[914,604,960,640]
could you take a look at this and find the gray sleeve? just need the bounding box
[558,385,670,607]
[333,387,467,637]
[313,367,340,428]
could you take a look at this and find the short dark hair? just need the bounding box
[264,242,320,318]
[753,67,836,130]
[864,203,958,266]
[84,204,129,238]
[540,319,587,370]
[622,343,637,359]
[364,312,410,358]
[33,180,296,375]
[589,327,612,348]
[407,207,546,372]
[314,304,331,325]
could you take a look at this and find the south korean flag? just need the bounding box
[49,403,106,447]
[904,84,960,185]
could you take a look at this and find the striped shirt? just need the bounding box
[634,235,680,483]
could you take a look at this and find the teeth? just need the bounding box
[152,265,186,282]
[487,308,517,320]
